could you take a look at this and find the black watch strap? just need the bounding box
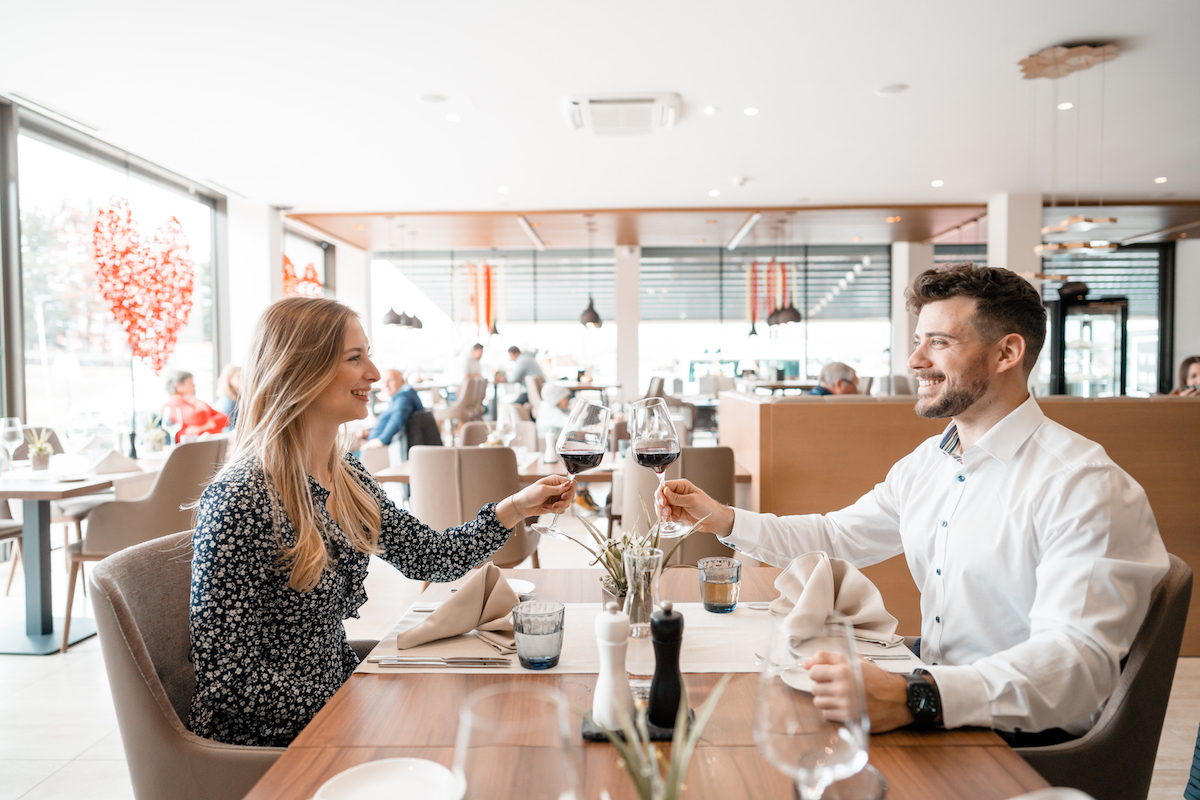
[905,670,943,727]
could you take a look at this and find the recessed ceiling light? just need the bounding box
[704,105,719,115]
[852,236,862,242]
[352,224,366,231]
[886,216,901,223]
[697,238,706,244]
[709,189,721,197]
[873,83,909,97]
[421,94,447,103]
[1057,102,1074,111]
[931,180,944,187]
[529,222,539,228]
[743,107,759,116]
[446,113,461,122]
[1155,176,1168,184]
[498,187,510,194]
[706,219,718,225]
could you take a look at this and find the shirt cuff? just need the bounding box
[923,664,993,730]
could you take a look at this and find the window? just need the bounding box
[18,130,217,437]
[283,230,328,297]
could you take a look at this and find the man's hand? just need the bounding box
[806,652,914,733]
[655,479,735,536]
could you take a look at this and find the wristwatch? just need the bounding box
[905,670,943,727]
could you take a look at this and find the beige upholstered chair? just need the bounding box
[435,377,487,431]
[891,374,913,395]
[525,375,545,418]
[408,446,539,570]
[356,445,390,474]
[1,501,22,596]
[90,531,284,800]
[1015,553,1192,800]
[644,376,665,399]
[460,421,490,446]
[461,420,537,451]
[62,439,228,651]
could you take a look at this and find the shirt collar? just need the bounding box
[937,395,1045,466]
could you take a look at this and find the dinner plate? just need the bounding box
[506,578,535,597]
[312,757,462,800]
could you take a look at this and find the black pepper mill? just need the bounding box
[647,600,685,729]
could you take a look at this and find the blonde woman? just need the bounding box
[188,297,573,747]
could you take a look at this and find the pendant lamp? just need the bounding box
[580,296,602,328]
[383,308,402,325]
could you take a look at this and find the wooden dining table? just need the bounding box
[244,568,1050,800]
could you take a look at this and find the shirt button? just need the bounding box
[941,521,947,527]
[935,616,941,623]
[936,568,942,575]
[957,476,965,482]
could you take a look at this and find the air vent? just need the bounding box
[563,92,681,134]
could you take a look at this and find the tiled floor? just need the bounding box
[1,508,1196,800]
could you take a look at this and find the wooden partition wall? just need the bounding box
[718,392,1200,655]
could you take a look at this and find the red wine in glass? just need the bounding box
[531,399,612,541]
[559,446,605,474]
[633,443,679,473]
[629,398,689,538]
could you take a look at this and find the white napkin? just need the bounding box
[396,563,520,654]
[90,448,142,475]
[770,551,902,644]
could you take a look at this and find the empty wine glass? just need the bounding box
[629,397,687,537]
[1,417,23,474]
[530,399,611,541]
[161,407,184,446]
[754,614,871,800]
[452,683,581,800]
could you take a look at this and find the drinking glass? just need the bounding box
[628,398,687,537]
[161,407,184,446]
[530,399,611,541]
[623,545,663,700]
[1,418,23,473]
[512,600,565,670]
[453,683,580,800]
[698,556,741,613]
[754,614,870,800]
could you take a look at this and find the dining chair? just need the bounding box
[1,500,22,596]
[670,446,737,564]
[1015,552,1192,800]
[525,375,545,418]
[407,446,540,573]
[434,378,486,432]
[460,421,490,446]
[891,374,914,395]
[644,376,665,399]
[61,438,228,652]
[356,445,390,474]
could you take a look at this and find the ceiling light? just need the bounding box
[886,216,901,223]
[863,256,872,266]
[838,279,848,289]
[697,238,706,244]
[446,113,461,122]
[704,105,719,115]
[1155,177,1168,184]
[931,180,944,187]
[1041,214,1117,235]
[352,224,366,231]
[420,94,447,103]
[706,219,718,225]
[743,107,759,116]
[852,236,862,242]
[845,270,856,282]
[1057,102,1074,110]
[580,296,602,328]
[709,189,721,197]
[498,186,509,194]
[873,83,909,97]
[726,212,762,251]
[854,264,865,274]
[383,308,402,325]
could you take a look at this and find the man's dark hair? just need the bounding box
[471,343,484,352]
[905,262,1046,375]
[507,346,521,355]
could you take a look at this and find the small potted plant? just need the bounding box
[144,416,168,452]
[24,428,53,470]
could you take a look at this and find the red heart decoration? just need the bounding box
[92,197,194,374]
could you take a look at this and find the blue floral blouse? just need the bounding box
[187,453,510,747]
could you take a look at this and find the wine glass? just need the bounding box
[754,614,871,800]
[628,397,687,537]
[161,407,184,447]
[452,683,581,800]
[1,418,23,474]
[530,399,611,541]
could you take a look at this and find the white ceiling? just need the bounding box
[3,0,1198,216]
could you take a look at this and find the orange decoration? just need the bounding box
[92,197,194,374]
[283,255,323,297]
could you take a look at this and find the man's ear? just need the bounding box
[994,333,1026,375]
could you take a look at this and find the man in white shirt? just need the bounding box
[460,343,484,380]
[657,262,1169,743]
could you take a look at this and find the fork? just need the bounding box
[368,655,510,665]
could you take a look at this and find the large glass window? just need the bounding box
[283,230,327,297]
[18,132,216,436]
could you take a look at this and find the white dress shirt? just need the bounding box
[722,396,1169,734]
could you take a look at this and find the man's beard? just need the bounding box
[914,366,990,419]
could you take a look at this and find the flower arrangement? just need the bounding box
[565,505,697,599]
[144,415,169,450]
[589,673,732,800]
[24,428,53,470]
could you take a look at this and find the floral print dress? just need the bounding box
[187,454,510,747]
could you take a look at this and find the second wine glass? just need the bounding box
[1,417,24,474]
[530,399,610,541]
[629,397,688,537]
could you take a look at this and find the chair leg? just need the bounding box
[62,557,81,653]
[4,539,22,597]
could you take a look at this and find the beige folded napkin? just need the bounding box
[396,563,520,654]
[770,551,902,643]
[90,449,142,475]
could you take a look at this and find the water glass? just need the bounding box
[453,683,580,800]
[698,556,741,613]
[1,417,23,473]
[512,600,565,670]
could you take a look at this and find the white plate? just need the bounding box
[313,757,461,800]
[506,578,535,597]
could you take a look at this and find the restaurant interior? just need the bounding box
[1,2,1199,800]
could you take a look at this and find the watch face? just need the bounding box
[907,677,940,722]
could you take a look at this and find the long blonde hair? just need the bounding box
[225,297,382,591]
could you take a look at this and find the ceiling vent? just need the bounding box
[563,92,681,134]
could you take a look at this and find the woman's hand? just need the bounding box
[497,476,576,528]
[655,479,735,537]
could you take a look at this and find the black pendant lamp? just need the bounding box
[776,304,802,324]
[383,307,402,325]
[397,311,413,327]
[409,314,423,329]
[580,223,603,328]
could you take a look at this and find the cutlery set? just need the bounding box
[367,655,511,669]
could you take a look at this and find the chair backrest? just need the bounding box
[83,439,227,556]
[859,376,874,395]
[1017,552,1193,800]
[891,374,913,395]
[460,421,490,447]
[404,410,443,457]
[407,446,537,568]
[525,376,544,417]
[670,446,737,565]
[467,377,489,414]
[90,531,283,800]
[512,420,538,452]
[356,446,390,473]
[645,376,665,399]
[13,425,65,460]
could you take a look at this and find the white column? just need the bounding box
[890,242,934,377]
[225,198,283,362]
[986,193,1042,275]
[333,244,372,323]
[614,245,640,403]
[1175,239,1200,380]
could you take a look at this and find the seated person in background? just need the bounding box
[162,370,228,441]
[361,369,423,450]
[657,262,1169,745]
[1170,355,1200,396]
[535,384,572,441]
[460,343,484,379]
[189,297,573,747]
[810,362,859,395]
[215,364,240,430]
[499,345,545,407]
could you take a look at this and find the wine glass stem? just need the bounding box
[547,476,576,529]
[657,473,668,524]
[795,778,825,800]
